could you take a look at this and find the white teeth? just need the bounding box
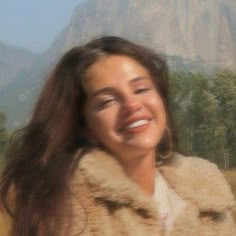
[127,120,149,128]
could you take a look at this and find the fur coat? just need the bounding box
[64,149,236,236]
[1,150,236,235]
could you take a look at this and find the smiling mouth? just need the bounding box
[126,119,149,128]
[118,119,151,133]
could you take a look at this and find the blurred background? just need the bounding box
[0,1,235,214]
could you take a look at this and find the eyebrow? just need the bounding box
[89,76,150,99]
[89,87,116,99]
[129,76,148,83]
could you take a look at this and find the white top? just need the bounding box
[153,170,186,231]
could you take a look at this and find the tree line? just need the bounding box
[0,112,8,162]
[0,70,235,169]
[170,70,236,169]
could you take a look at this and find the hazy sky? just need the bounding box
[0,0,86,53]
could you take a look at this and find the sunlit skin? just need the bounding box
[83,55,167,196]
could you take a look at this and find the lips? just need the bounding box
[118,115,152,133]
[126,119,149,128]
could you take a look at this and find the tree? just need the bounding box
[0,112,8,157]
[170,70,236,169]
[211,70,236,168]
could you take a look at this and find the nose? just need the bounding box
[120,95,142,117]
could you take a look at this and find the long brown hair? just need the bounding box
[0,36,178,235]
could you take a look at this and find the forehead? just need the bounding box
[83,55,151,95]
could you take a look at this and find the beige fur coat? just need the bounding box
[65,150,236,236]
[1,150,236,235]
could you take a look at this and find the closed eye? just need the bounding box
[97,98,116,109]
[135,87,151,94]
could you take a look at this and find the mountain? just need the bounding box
[0,42,38,91]
[1,0,236,130]
[45,0,236,71]
[0,43,46,131]
[0,56,46,130]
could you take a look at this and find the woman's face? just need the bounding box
[83,55,166,161]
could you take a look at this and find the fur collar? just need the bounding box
[158,153,235,212]
[77,149,235,214]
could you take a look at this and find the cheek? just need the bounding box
[159,100,166,121]
[149,94,166,119]
[85,109,119,138]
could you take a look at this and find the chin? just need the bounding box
[126,138,159,150]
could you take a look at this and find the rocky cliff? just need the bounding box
[0,42,38,91]
[46,0,236,70]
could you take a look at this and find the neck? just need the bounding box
[119,150,156,196]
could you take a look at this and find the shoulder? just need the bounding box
[159,152,236,212]
[69,148,127,202]
[168,152,228,183]
[170,152,224,178]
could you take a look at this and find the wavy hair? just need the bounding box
[0,36,178,235]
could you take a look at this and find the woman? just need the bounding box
[0,36,235,236]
